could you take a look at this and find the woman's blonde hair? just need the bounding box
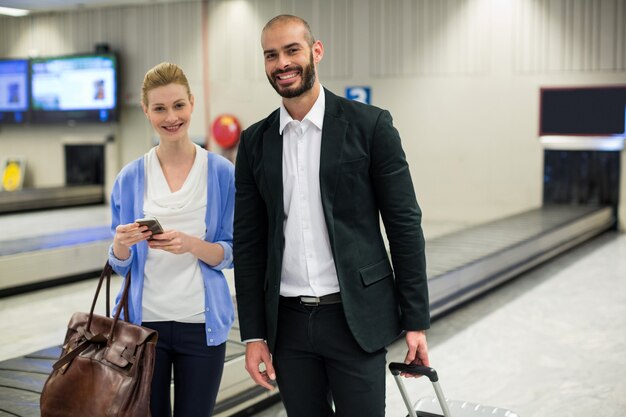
[141,62,191,106]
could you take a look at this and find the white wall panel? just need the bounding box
[206,0,263,82]
[513,0,626,72]
[207,0,353,82]
[314,0,352,79]
[369,0,490,76]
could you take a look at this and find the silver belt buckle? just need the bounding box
[300,296,320,306]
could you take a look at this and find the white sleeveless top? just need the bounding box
[141,144,208,323]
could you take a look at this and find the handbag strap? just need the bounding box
[106,266,111,317]
[86,262,132,339]
[87,262,112,325]
[107,268,132,343]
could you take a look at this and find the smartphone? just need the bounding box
[135,217,164,239]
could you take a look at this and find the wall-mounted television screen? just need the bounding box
[0,59,29,124]
[539,86,626,136]
[30,53,118,124]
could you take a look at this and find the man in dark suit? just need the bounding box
[234,14,430,417]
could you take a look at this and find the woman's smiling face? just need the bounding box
[143,83,194,141]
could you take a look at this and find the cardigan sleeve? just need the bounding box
[208,153,235,271]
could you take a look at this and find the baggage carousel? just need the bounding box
[0,204,615,416]
[0,185,104,215]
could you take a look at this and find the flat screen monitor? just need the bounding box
[539,86,626,136]
[30,53,119,123]
[0,59,29,124]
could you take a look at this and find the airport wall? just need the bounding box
[0,0,625,229]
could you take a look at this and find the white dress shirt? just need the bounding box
[279,87,340,297]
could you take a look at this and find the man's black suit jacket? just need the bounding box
[234,88,430,353]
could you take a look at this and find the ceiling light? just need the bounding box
[0,6,30,17]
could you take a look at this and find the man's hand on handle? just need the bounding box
[402,330,429,378]
[245,340,276,390]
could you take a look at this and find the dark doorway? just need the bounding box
[64,144,105,185]
[543,150,620,206]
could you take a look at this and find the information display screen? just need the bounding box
[0,59,29,124]
[540,86,626,136]
[30,54,118,123]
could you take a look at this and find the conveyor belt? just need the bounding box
[0,204,615,416]
[0,225,111,295]
[426,204,615,317]
[0,185,104,214]
[0,226,110,257]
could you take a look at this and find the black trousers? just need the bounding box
[142,321,226,417]
[273,299,387,417]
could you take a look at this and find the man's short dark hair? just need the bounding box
[263,14,315,46]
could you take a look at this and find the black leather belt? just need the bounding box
[280,292,342,306]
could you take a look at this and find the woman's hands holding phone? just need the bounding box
[113,219,223,265]
[112,221,154,260]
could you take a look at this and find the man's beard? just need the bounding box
[267,51,316,99]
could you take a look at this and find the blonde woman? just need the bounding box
[109,62,234,417]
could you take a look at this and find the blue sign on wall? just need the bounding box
[345,86,371,104]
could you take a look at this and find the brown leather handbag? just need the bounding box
[40,262,158,417]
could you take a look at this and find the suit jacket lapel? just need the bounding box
[320,89,348,246]
[262,116,284,219]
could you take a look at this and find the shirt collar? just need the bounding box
[279,86,326,134]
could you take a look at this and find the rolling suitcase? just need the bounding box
[389,363,520,417]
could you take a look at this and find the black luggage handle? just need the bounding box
[388,363,439,382]
[388,362,452,417]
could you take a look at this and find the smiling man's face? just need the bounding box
[262,20,321,99]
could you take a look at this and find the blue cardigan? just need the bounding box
[108,151,235,346]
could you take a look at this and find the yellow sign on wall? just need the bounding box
[2,158,25,191]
